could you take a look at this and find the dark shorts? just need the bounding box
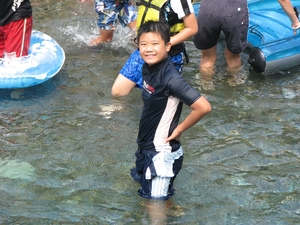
[193,0,249,54]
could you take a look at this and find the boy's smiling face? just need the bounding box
[139,32,171,66]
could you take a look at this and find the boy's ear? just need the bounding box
[166,42,171,52]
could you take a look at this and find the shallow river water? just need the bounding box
[0,0,299,224]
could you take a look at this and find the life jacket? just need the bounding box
[136,0,186,37]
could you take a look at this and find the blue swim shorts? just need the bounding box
[95,0,137,30]
[119,49,185,89]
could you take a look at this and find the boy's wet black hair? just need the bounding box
[137,20,170,44]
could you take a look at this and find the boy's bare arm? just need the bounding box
[165,96,211,143]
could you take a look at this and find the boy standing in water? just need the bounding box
[131,21,211,199]
[81,0,137,46]
[0,0,33,58]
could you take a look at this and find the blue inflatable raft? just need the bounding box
[193,0,300,73]
[0,30,65,89]
[247,0,300,72]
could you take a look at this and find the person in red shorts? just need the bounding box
[0,0,33,59]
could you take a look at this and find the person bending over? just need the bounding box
[192,0,249,76]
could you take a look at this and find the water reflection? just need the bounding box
[0,0,299,224]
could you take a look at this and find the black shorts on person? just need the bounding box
[193,0,249,54]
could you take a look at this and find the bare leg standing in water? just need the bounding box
[80,0,137,46]
[142,199,185,225]
[90,20,136,45]
[144,200,167,225]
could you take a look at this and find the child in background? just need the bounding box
[81,0,137,45]
[131,21,211,200]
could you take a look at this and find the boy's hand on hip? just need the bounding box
[164,128,182,144]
